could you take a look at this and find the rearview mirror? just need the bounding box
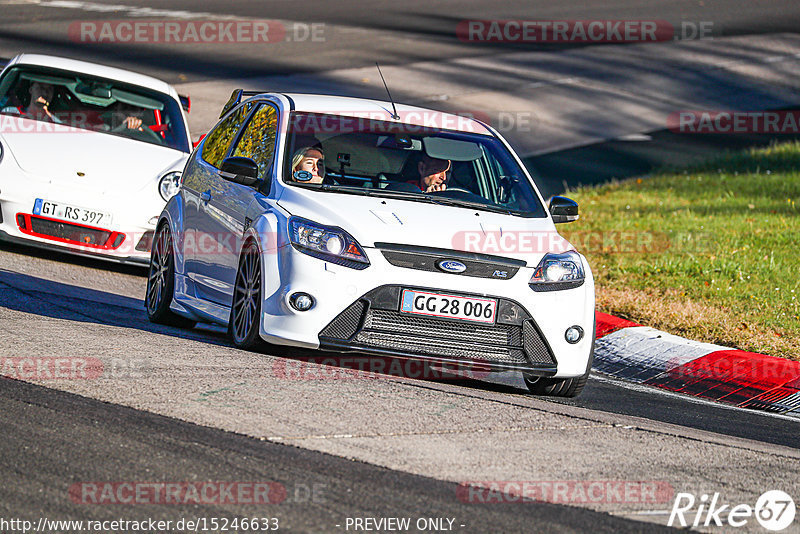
[219,157,260,187]
[75,83,112,99]
[549,196,579,223]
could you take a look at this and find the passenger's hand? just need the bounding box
[424,183,447,193]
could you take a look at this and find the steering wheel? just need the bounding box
[429,187,473,195]
[127,125,164,144]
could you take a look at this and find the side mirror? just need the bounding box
[219,156,260,187]
[549,196,579,223]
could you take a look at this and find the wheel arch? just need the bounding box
[157,191,187,275]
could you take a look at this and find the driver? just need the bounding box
[409,154,451,193]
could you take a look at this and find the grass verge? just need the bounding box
[561,141,800,360]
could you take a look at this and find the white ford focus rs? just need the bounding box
[0,54,192,264]
[147,90,595,397]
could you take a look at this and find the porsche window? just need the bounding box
[0,65,190,152]
[282,112,547,218]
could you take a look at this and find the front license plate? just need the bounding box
[400,289,497,324]
[33,199,112,227]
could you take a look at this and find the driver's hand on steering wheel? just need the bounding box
[122,116,143,130]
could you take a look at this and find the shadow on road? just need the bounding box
[0,267,534,394]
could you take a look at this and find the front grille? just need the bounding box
[355,330,529,364]
[18,214,123,249]
[319,285,555,368]
[377,243,524,280]
[365,309,521,346]
[523,321,554,364]
[30,217,111,245]
[320,300,367,339]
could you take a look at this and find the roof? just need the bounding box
[5,54,177,99]
[279,93,493,135]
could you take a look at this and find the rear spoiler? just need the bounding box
[219,89,264,118]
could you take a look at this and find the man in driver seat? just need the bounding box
[408,154,451,193]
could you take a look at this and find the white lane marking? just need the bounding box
[1,0,243,20]
[264,422,614,442]
[591,372,800,423]
[612,510,671,516]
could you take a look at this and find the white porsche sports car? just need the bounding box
[0,54,192,264]
[147,91,595,397]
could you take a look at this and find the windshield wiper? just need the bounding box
[424,196,517,215]
[295,184,376,197]
[295,184,519,214]
[305,184,436,202]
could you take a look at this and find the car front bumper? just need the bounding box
[258,243,595,378]
[317,285,558,375]
[0,205,154,264]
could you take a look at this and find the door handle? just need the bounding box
[200,191,212,203]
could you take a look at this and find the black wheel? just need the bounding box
[524,318,596,398]
[229,240,265,349]
[524,373,588,398]
[146,223,196,328]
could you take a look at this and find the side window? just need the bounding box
[201,101,254,168]
[231,103,279,180]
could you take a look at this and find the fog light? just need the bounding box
[565,326,583,344]
[290,292,314,311]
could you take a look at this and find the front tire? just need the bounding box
[146,223,196,328]
[229,240,265,350]
[524,373,589,398]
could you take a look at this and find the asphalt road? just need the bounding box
[1,0,800,84]
[1,377,666,534]
[1,239,799,533]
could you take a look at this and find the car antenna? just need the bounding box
[376,62,400,120]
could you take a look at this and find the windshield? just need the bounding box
[282,112,547,217]
[0,65,190,152]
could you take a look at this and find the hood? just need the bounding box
[276,185,569,265]
[0,116,187,196]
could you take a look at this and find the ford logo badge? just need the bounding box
[437,260,467,274]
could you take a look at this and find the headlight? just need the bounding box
[158,171,182,201]
[289,216,369,269]
[529,251,585,290]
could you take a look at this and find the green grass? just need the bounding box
[561,141,800,359]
